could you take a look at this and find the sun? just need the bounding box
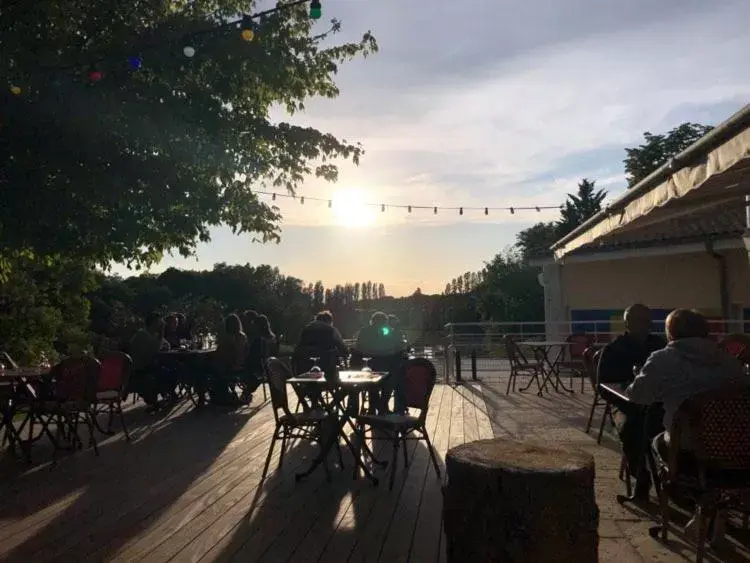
[331,188,376,228]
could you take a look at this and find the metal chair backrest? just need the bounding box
[582,347,597,388]
[51,356,102,403]
[97,351,133,396]
[503,336,529,369]
[266,357,293,420]
[672,386,750,474]
[719,334,750,362]
[566,333,592,360]
[403,357,437,422]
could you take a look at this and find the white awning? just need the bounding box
[552,105,750,260]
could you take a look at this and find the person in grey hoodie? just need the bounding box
[628,308,747,544]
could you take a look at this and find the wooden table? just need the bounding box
[287,370,387,485]
[517,341,576,394]
[1,368,50,461]
[157,348,216,405]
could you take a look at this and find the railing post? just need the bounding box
[455,349,462,383]
[471,348,478,381]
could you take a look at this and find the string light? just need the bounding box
[183,46,196,58]
[88,66,103,83]
[251,190,563,215]
[127,56,142,71]
[10,85,21,95]
[310,0,323,19]
[240,15,256,42]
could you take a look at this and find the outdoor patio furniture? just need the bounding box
[719,333,750,364]
[356,357,441,490]
[263,357,341,482]
[443,438,598,563]
[649,386,750,563]
[35,356,103,462]
[582,347,615,443]
[558,332,593,392]
[503,337,543,395]
[93,351,133,440]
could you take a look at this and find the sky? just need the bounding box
[114,0,750,297]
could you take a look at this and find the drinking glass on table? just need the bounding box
[362,357,372,373]
[309,356,322,373]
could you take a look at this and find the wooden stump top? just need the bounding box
[446,438,594,474]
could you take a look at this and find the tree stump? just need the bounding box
[442,438,598,563]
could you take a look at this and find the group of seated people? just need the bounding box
[293,309,410,414]
[599,304,748,545]
[126,309,278,408]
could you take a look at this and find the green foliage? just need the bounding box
[475,249,544,322]
[515,222,560,263]
[515,178,607,262]
[624,123,714,187]
[1,1,377,271]
[0,256,96,364]
[557,178,606,236]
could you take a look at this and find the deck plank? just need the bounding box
[408,383,454,563]
[376,382,446,563]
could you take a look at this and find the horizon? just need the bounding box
[111,0,750,297]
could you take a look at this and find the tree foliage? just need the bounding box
[624,122,714,187]
[515,178,607,261]
[0,1,377,271]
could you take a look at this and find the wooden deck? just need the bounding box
[2,376,750,562]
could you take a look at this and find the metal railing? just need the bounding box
[442,319,749,383]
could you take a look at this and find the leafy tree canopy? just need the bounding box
[0,1,377,272]
[515,178,606,261]
[624,122,713,187]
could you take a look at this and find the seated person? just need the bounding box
[628,309,747,543]
[128,312,169,407]
[242,314,279,401]
[354,312,405,414]
[387,314,409,354]
[164,313,182,349]
[211,313,248,405]
[293,311,348,409]
[597,303,666,498]
[294,310,348,372]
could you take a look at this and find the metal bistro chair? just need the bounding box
[650,386,750,562]
[559,332,593,393]
[504,336,543,395]
[92,351,133,441]
[35,356,103,462]
[356,358,441,490]
[719,333,750,364]
[262,357,341,481]
[583,348,616,443]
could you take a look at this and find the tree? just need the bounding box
[624,123,714,187]
[515,222,560,263]
[557,179,606,236]
[476,249,544,322]
[378,283,385,299]
[1,2,378,273]
[444,283,451,295]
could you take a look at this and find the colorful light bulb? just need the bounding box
[309,0,322,19]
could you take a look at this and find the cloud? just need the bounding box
[268,0,749,229]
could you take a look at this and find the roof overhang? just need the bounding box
[551,105,750,261]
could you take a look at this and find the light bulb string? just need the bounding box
[20,0,318,73]
[256,190,561,213]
